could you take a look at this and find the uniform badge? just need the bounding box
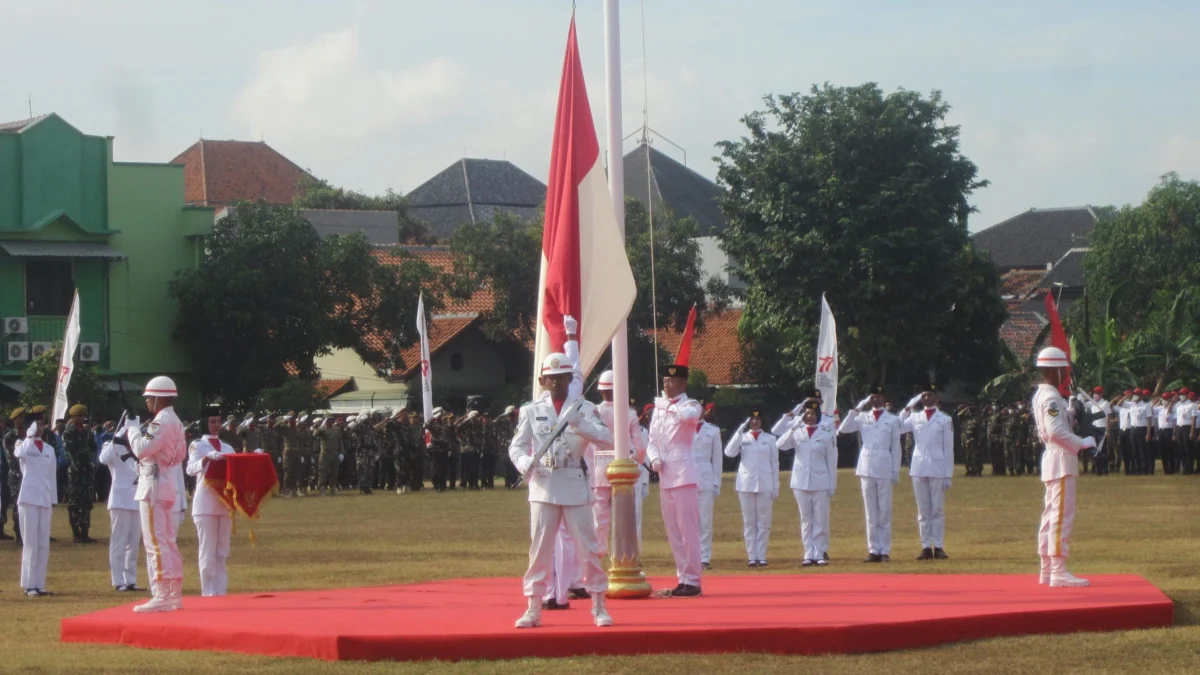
[1047,402,1059,417]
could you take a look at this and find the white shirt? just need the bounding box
[127,406,187,505]
[186,435,237,517]
[15,435,57,507]
[646,395,702,489]
[1175,401,1195,427]
[586,401,647,489]
[691,421,724,494]
[1118,403,1131,430]
[1125,401,1152,428]
[508,393,613,506]
[901,407,955,479]
[778,422,838,493]
[1076,395,1112,430]
[723,429,778,494]
[1154,404,1176,429]
[838,408,903,480]
[99,438,140,511]
[1032,384,1089,482]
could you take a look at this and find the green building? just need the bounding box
[0,114,213,415]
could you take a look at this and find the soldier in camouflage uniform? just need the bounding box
[986,402,1006,476]
[457,409,483,490]
[237,413,262,454]
[278,412,303,497]
[428,409,452,492]
[3,407,26,542]
[479,413,496,489]
[356,415,380,494]
[370,413,393,492]
[296,413,315,494]
[445,411,460,490]
[380,410,408,494]
[337,417,357,490]
[313,416,343,496]
[64,404,98,543]
[1002,403,1023,476]
[493,406,519,489]
[405,410,425,491]
[261,414,282,475]
[957,404,981,477]
[220,414,242,452]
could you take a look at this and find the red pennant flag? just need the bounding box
[1044,292,1072,393]
[676,305,698,367]
[533,17,636,393]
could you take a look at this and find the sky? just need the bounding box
[2,0,1198,231]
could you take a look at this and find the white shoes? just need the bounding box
[515,596,541,629]
[1050,572,1090,588]
[591,594,613,627]
[1039,570,1050,585]
[167,579,184,610]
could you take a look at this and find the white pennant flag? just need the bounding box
[52,290,81,423]
[416,292,434,424]
[815,293,837,416]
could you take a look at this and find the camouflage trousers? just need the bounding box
[67,468,93,531]
[282,448,303,493]
[356,452,376,492]
[393,450,410,490]
[317,450,339,492]
[377,450,395,490]
[962,439,983,476]
[1004,440,1025,475]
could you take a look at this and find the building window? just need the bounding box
[25,260,74,316]
[450,353,464,371]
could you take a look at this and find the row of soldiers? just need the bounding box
[957,402,1041,477]
[198,399,522,495]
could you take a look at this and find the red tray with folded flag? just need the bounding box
[203,453,279,521]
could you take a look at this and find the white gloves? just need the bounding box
[516,456,534,475]
[892,473,900,485]
[905,395,922,410]
[254,448,263,454]
[1080,436,1097,450]
[25,424,38,439]
[943,478,952,492]
[651,459,663,473]
[563,314,578,334]
[770,491,778,501]
[206,451,225,461]
[857,396,872,411]
[300,457,305,464]
[562,404,582,427]
[829,490,836,499]
[338,453,344,462]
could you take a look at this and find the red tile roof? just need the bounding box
[999,269,1045,301]
[654,308,747,386]
[170,139,313,207]
[372,246,496,315]
[392,316,479,379]
[1000,310,1046,360]
[314,378,353,399]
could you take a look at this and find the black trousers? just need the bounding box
[1158,428,1177,474]
[1090,430,1108,475]
[1130,430,1148,475]
[1180,429,1196,474]
[480,452,496,488]
[504,456,520,488]
[430,451,449,490]
[461,451,480,489]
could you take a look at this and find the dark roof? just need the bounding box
[406,158,546,239]
[971,207,1096,270]
[300,209,398,246]
[1039,248,1087,290]
[170,139,313,207]
[624,144,725,236]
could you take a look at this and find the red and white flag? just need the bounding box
[416,292,434,424]
[52,290,81,424]
[533,17,636,393]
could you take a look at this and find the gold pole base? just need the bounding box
[604,458,653,599]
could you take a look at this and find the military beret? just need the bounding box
[9,407,26,420]
[29,405,47,414]
[68,404,87,417]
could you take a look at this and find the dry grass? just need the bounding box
[1,470,1198,674]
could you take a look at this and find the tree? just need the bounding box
[170,202,440,407]
[295,177,436,245]
[19,347,106,417]
[716,83,1002,401]
[256,378,325,413]
[447,210,543,347]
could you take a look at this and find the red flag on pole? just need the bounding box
[675,305,698,367]
[1044,292,1072,393]
[533,17,636,393]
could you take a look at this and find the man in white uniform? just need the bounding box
[646,361,704,597]
[587,370,648,556]
[509,347,615,629]
[692,403,723,570]
[1075,386,1112,476]
[1031,347,1096,587]
[838,385,902,563]
[900,385,954,560]
[186,406,237,597]
[99,429,142,592]
[125,375,188,613]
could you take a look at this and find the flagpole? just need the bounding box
[603,0,651,600]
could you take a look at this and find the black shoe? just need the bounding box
[880,554,892,562]
[542,599,570,610]
[823,551,830,561]
[801,559,816,567]
[568,588,590,600]
[0,531,12,541]
[702,562,712,570]
[917,548,934,560]
[747,561,758,568]
[863,554,882,563]
[933,548,949,560]
[672,584,702,597]
[49,537,57,543]
[35,589,52,596]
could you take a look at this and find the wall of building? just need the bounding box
[0,115,109,232]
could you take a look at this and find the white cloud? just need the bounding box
[232,29,465,143]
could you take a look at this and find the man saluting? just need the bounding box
[509,316,615,629]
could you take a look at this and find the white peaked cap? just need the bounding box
[143,375,178,397]
[597,370,615,390]
[540,352,573,376]
[1036,347,1069,368]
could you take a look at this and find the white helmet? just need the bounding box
[597,370,615,391]
[143,375,178,397]
[1036,347,1069,368]
[540,352,573,376]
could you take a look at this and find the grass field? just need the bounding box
[1,470,1198,674]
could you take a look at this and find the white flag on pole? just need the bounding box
[52,290,81,423]
[815,293,837,416]
[416,292,434,424]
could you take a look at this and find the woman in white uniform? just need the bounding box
[186,406,236,597]
[724,410,778,567]
[15,408,56,596]
[778,400,838,566]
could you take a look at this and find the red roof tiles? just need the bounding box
[654,309,747,386]
[1000,310,1046,360]
[170,139,313,207]
[999,269,1045,302]
[315,378,353,399]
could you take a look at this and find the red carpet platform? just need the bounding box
[61,574,1172,662]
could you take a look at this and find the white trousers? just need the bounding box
[18,505,51,590]
[140,499,183,583]
[860,477,893,555]
[194,514,233,596]
[793,489,831,561]
[524,501,607,598]
[660,485,703,586]
[698,489,715,563]
[108,508,142,587]
[912,476,946,549]
[635,485,645,552]
[737,491,773,562]
[592,486,612,554]
[1038,477,1076,559]
[543,523,584,604]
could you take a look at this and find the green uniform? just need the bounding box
[4,426,24,541]
[63,423,96,541]
[986,408,1006,475]
[279,425,301,494]
[357,424,379,493]
[405,419,425,491]
[959,409,982,477]
[314,426,343,493]
[1003,410,1022,476]
[239,426,263,455]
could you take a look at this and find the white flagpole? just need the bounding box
[604,0,630,464]
[417,292,434,423]
[52,290,81,423]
